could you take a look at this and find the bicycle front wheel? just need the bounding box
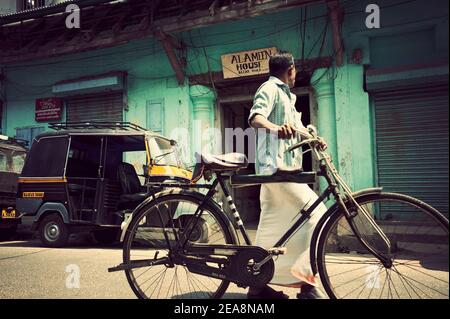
[317,192,449,299]
[122,191,238,299]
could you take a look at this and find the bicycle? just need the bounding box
[109,125,449,299]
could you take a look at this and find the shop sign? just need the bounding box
[221,47,277,79]
[35,98,63,122]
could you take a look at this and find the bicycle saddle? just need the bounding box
[200,152,248,171]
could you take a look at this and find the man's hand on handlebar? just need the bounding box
[277,123,314,140]
[317,136,328,151]
[277,124,296,139]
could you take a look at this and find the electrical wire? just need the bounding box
[4,0,434,93]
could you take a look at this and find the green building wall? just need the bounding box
[1,0,448,193]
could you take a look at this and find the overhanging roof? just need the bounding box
[0,0,322,65]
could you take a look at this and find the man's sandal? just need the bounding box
[247,285,289,299]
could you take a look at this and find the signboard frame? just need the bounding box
[221,47,277,79]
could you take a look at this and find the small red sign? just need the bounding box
[35,98,63,122]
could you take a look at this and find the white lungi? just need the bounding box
[255,182,328,287]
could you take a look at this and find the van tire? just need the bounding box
[38,214,70,247]
[179,216,210,243]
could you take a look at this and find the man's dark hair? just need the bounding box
[269,51,295,77]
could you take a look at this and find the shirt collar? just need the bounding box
[269,76,291,94]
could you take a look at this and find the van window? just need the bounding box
[66,136,103,178]
[21,136,69,177]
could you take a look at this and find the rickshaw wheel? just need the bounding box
[178,216,210,243]
[38,213,69,248]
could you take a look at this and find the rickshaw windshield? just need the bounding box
[0,148,26,173]
[147,136,184,169]
[12,151,26,174]
[0,149,7,172]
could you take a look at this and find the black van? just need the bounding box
[0,135,27,240]
[16,122,192,247]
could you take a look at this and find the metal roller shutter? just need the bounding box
[66,92,123,122]
[374,84,449,218]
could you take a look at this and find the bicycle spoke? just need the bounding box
[329,264,371,278]
[388,269,401,299]
[339,265,382,299]
[123,197,233,299]
[166,268,178,299]
[137,267,166,290]
[396,263,449,284]
[320,194,448,299]
[392,264,447,297]
[378,268,388,299]
[334,267,379,290]
[391,265,431,298]
[394,265,414,299]
[144,268,168,297]
[155,268,168,299]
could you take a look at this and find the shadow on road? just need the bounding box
[0,232,123,250]
[163,292,248,299]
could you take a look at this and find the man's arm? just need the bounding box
[250,114,313,140]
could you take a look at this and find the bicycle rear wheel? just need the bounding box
[122,191,238,299]
[317,192,449,299]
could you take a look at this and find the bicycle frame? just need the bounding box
[172,143,394,268]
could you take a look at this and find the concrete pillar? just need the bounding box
[189,85,218,160]
[311,68,339,192]
[333,64,373,190]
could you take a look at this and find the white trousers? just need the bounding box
[255,183,328,287]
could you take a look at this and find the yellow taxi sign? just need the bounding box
[1,209,16,218]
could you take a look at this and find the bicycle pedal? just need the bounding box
[268,247,287,255]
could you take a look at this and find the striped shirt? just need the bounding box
[248,76,304,175]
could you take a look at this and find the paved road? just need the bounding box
[0,223,300,299]
[0,224,447,299]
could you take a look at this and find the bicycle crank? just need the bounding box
[182,244,276,288]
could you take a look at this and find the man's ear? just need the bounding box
[287,66,295,76]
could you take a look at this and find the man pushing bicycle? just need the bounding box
[247,51,328,299]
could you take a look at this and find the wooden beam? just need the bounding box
[0,0,322,64]
[151,0,162,25]
[155,30,185,85]
[155,0,320,33]
[83,5,116,42]
[165,33,183,50]
[209,0,219,16]
[190,56,332,86]
[112,11,131,35]
[19,15,66,51]
[178,0,188,17]
[327,0,343,66]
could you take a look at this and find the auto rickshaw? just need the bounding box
[0,135,27,240]
[16,122,197,247]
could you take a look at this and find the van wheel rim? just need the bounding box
[44,222,60,242]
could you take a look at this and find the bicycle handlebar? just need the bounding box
[286,124,322,153]
[286,138,320,153]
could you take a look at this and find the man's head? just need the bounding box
[269,51,296,88]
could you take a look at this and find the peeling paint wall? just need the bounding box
[1,0,448,194]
